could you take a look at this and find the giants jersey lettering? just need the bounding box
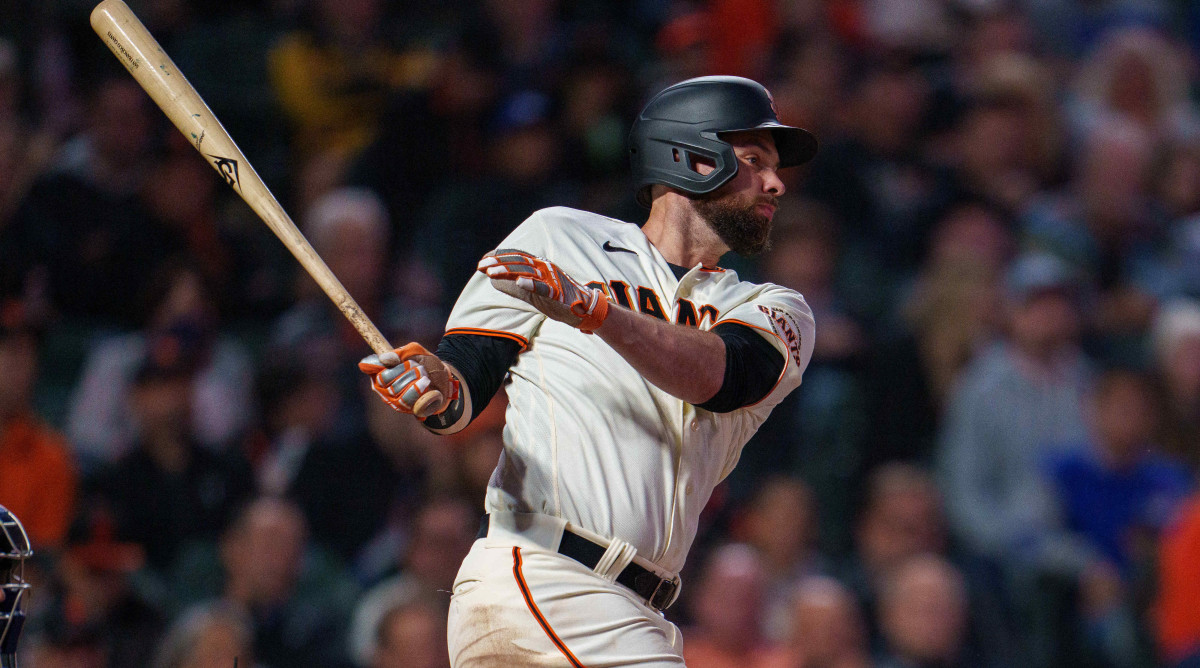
[444,207,815,574]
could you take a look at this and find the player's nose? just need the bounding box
[762,168,785,197]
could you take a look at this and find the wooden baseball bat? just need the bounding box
[90,0,443,416]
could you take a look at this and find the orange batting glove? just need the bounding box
[358,343,460,419]
[478,249,610,333]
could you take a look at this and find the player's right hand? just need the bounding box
[358,343,460,419]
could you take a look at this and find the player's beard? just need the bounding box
[692,192,777,257]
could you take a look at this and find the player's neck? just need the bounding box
[642,195,728,268]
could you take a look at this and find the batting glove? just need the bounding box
[478,250,610,333]
[358,343,460,419]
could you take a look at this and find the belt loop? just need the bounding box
[591,536,636,583]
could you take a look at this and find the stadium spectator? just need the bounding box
[365,593,448,668]
[682,543,790,668]
[1150,300,1200,470]
[66,261,255,468]
[248,357,411,564]
[1068,27,1200,146]
[0,299,76,549]
[348,496,477,665]
[1047,367,1190,666]
[737,204,869,552]
[784,575,871,668]
[2,76,184,328]
[87,332,254,572]
[267,0,425,164]
[733,475,828,643]
[937,251,1094,575]
[212,497,357,668]
[27,507,165,668]
[151,601,256,668]
[1156,494,1200,666]
[874,554,970,668]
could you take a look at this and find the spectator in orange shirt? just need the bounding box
[0,299,77,549]
[1156,496,1200,666]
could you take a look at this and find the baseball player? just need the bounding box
[360,75,817,667]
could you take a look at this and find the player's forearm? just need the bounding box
[595,304,725,404]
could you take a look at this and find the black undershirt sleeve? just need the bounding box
[432,321,782,422]
[696,322,786,413]
[434,333,522,423]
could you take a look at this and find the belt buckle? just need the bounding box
[648,574,681,611]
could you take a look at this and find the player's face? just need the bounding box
[692,131,786,256]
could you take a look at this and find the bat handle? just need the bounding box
[345,301,444,417]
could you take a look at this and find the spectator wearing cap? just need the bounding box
[0,299,77,550]
[412,88,582,302]
[937,251,1097,662]
[66,261,255,470]
[26,508,165,668]
[247,357,413,566]
[938,251,1094,572]
[86,329,254,573]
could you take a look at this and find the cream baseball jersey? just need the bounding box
[445,206,815,575]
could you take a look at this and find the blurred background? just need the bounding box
[2,0,1200,666]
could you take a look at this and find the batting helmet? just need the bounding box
[628,76,817,207]
[0,505,31,667]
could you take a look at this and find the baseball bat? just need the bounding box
[90,0,443,416]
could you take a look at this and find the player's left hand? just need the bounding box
[478,250,610,333]
[358,343,460,419]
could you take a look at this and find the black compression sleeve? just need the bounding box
[435,333,522,422]
[696,323,786,413]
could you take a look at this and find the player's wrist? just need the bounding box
[577,289,610,334]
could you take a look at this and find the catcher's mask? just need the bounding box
[628,75,818,207]
[0,505,31,665]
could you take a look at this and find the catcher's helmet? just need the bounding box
[628,76,817,207]
[0,505,30,665]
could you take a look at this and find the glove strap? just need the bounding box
[577,291,610,334]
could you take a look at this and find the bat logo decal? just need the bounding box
[208,155,240,189]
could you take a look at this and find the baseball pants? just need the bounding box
[447,515,685,667]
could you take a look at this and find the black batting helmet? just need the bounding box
[628,76,817,207]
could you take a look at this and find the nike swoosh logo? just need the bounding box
[602,241,637,255]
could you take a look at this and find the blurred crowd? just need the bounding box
[3,0,1200,666]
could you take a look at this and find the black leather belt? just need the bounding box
[477,515,680,611]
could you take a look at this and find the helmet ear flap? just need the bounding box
[631,128,739,207]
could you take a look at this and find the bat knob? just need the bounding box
[413,390,444,419]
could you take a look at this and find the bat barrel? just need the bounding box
[90,0,394,357]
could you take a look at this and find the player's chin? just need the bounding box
[726,214,772,256]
